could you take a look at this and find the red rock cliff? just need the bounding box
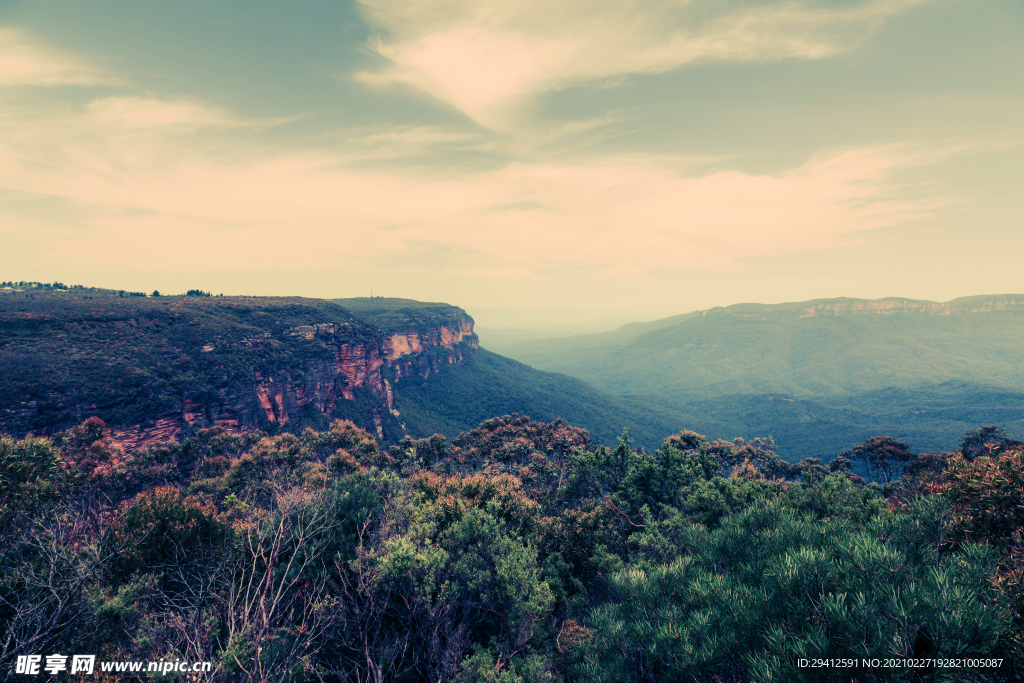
[107,314,477,450]
[383,315,479,381]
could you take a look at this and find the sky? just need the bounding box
[0,0,1022,330]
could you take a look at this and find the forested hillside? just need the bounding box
[0,286,403,443]
[497,296,1024,458]
[384,348,683,447]
[1,415,1020,682]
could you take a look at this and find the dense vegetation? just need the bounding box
[1,415,1020,682]
[333,297,475,335]
[494,296,1024,458]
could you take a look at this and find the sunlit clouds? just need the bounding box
[1,0,1022,316]
[0,27,117,87]
[355,0,931,128]
[0,79,946,276]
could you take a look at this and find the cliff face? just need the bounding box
[109,318,478,448]
[384,316,479,381]
[700,295,1024,321]
[0,292,478,450]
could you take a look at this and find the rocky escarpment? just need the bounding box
[384,317,479,381]
[258,312,479,439]
[0,291,478,449]
[333,296,480,384]
[700,295,1024,321]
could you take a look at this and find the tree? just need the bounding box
[0,434,67,540]
[960,425,1021,461]
[220,487,338,682]
[0,512,128,674]
[841,436,915,483]
[571,497,1010,683]
[933,447,1024,656]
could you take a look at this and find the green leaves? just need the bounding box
[2,416,1021,681]
[0,434,65,538]
[573,497,1011,682]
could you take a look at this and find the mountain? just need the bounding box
[0,289,479,447]
[333,298,683,447]
[0,288,680,450]
[8,288,1019,458]
[477,311,699,357]
[496,295,1024,457]
[501,295,1024,395]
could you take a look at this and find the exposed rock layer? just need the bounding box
[701,295,1024,320]
[0,293,478,449]
[108,318,478,447]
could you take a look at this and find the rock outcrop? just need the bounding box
[110,317,478,446]
[385,317,479,381]
[0,293,479,449]
[700,295,1024,321]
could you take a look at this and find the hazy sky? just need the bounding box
[1,0,1021,326]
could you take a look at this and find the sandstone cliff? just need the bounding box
[700,295,1024,320]
[0,291,478,449]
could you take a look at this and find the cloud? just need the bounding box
[0,87,949,276]
[336,124,496,161]
[0,32,954,282]
[355,0,930,128]
[0,26,118,87]
[0,94,268,190]
[86,97,238,129]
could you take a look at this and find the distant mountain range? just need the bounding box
[492,295,1024,458]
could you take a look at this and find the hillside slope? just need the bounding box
[0,289,478,446]
[386,348,682,448]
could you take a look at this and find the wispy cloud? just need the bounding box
[0,87,951,276]
[86,97,239,129]
[0,26,120,87]
[355,0,930,128]
[336,124,497,162]
[0,19,960,290]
